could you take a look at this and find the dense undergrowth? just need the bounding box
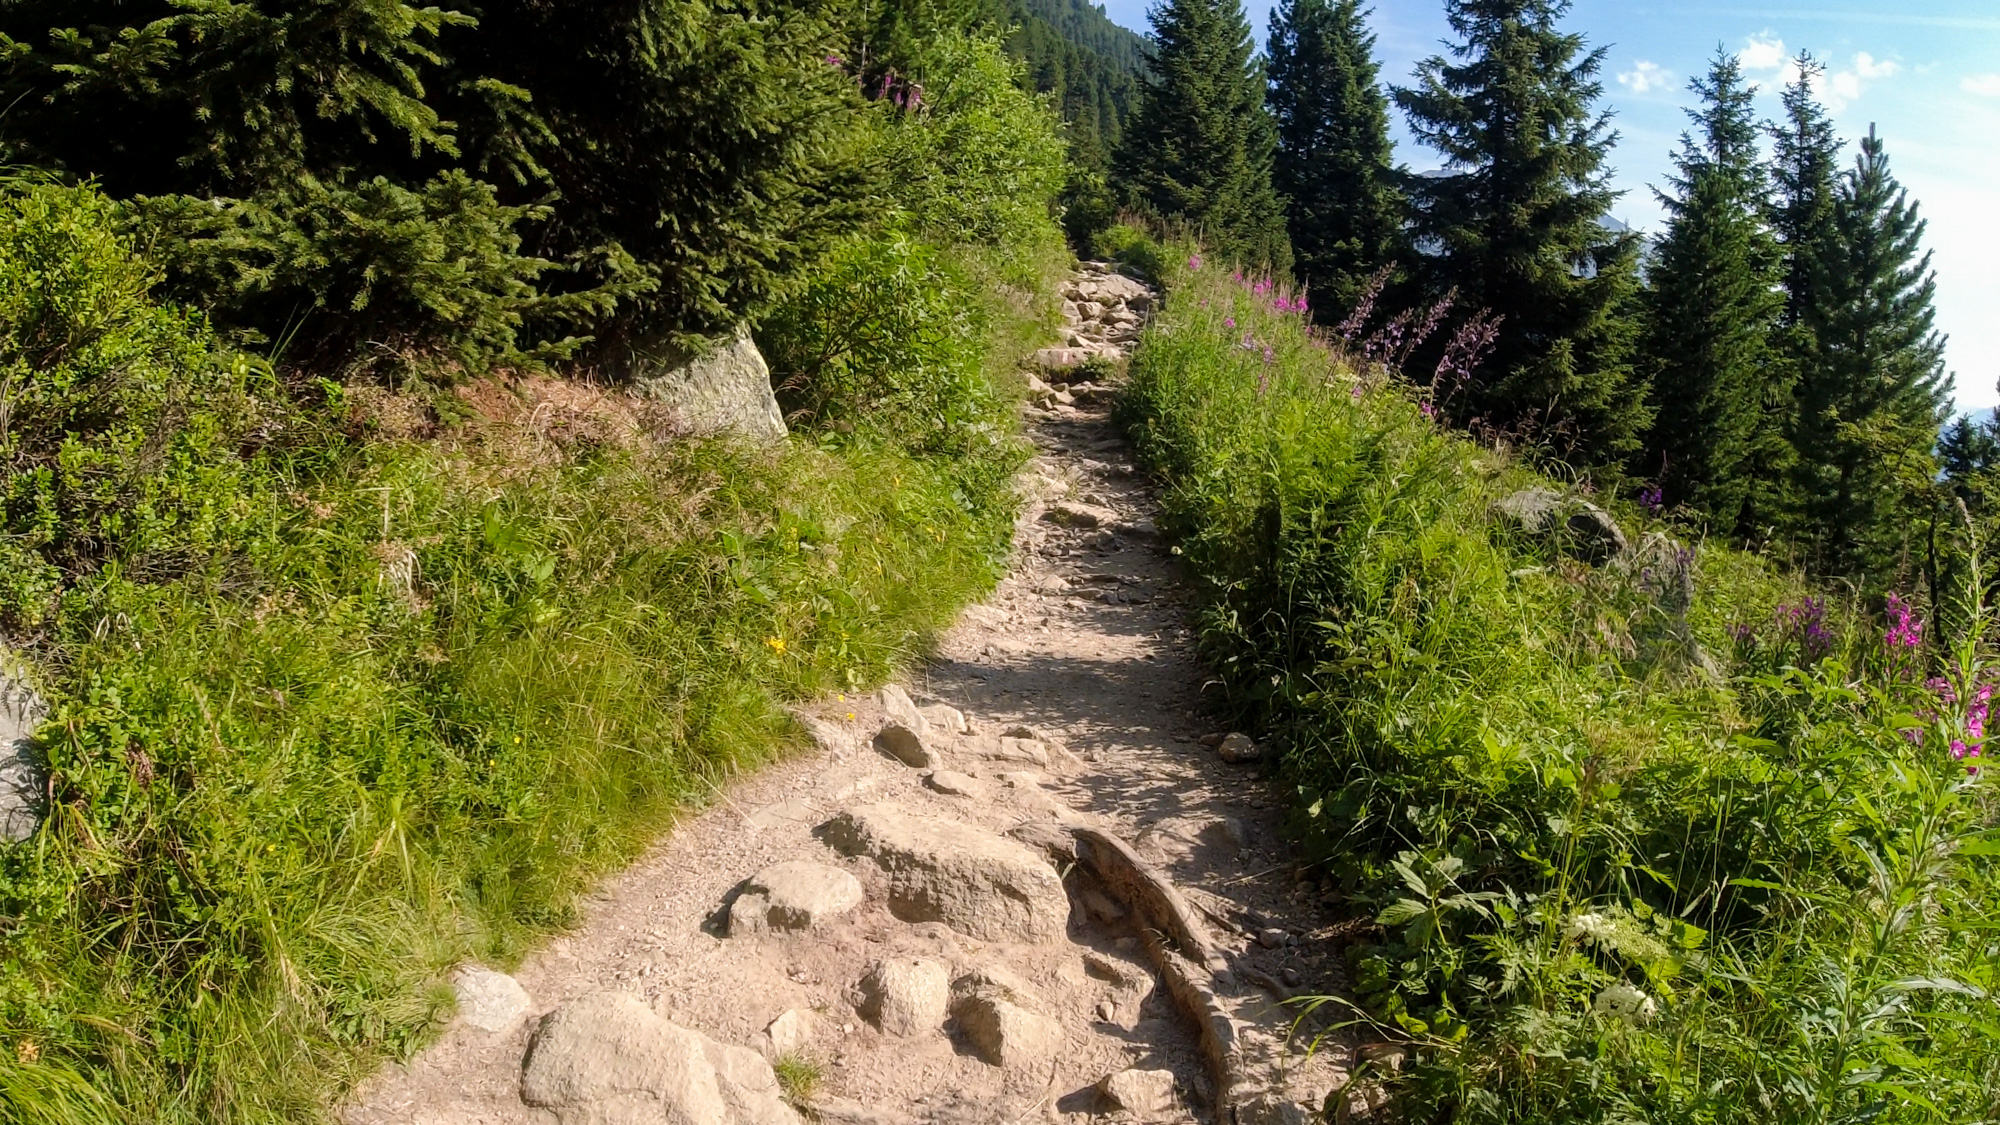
[0,24,1066,1122]
[1118,234,2000,1122]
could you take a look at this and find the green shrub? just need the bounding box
[0,183,1025,1123]
[0,184,264,628]
[1120,238,1999,1122]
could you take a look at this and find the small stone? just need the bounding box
[452,966,530,1034]
[1281,967,1303,987]
[1097,1068,1177,1116]
[951,964,1042,1011]
[1236,1093,1314,1125]
[1043,501,1119,529]
[727,860,865,936]
[1096,1000,1118,1022]
[1258,927,1288,948]
[919,703,968,735]
[875,721,942,768]
[764,1008,817,1059]
[855,958,949,1037]
[989,736,1051,767]
[998,770,1045,788]
[1216,733,1260,763]
[956,995,1063,1068]
[925,770,982,798]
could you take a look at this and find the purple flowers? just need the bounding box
[1420,400,1436,419]
[1777,598,1834,663]
[1188,255,1203,272]
[1223,317,1235,329]
[1638,485,1664,516]
[1884,593,1923,650]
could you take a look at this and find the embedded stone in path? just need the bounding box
[1216,733,1260,764]
[855,957,949,1037]
[956,994,1063,1068]
[919,703,968,735]
[452,966,531,1034]
[521,990,799,1125]
[1043,500,1119,529]
[877,684,929,736]
[1098,1068,1178,1117]
[874,721,942,769]
[820,805,1067,942]
[924,769,982,798]
[727,860,864,937]
[763,1009,817,1059]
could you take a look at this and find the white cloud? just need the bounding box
[1964,74,2000,98]
[1852,52,1900,80]
[1738,32,1788,73]
[1618,60,1671,95]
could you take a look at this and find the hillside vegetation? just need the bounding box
[0,5,1068,1120]
[1119,234,1999,1122]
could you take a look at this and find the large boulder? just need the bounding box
[819,805,1067,942]
[0,665,47,844]
[727,860,864,937]
[521,991,799,1125]
[1491,488,1628,565]
[611,327,786,442]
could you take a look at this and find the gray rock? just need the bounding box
[522,990,800,1125]
[1491,488,1628,565]
[1097,1068,1177,1116]
[956,995,1063,1068]
[727,861,864,937]
[1043,501,1119,529]
[1258,928,1289,949]
[877,685,929,736]
[924,770,982,798]
[452,966,531,1034]
[763,1008,817,1059]
[918,703,967,736]
[616,327,786,442]
[821,805,1068,942]
[0,667,46,844]
[855,957,949,1037]
[1216,733,1260,764]
[874,721,942,769]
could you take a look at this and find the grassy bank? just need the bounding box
[0,124,1058,1121]
[1118,239,1999,1122]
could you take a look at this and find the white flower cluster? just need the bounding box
[1592,982,1659,1026]
[1565,912,1615,942]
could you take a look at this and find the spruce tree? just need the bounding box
[1639,51,1793,539]
[1769,55,1842,339]
[1794,127,1953,578]
[1266,0,1403,309]
[1114,0,1293,272]
[1393,0,1646,469]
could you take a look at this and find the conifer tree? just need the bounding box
[1794,127,1953,578]
[1115,0,1293,272]
[1393,0,1645,469]
[1639,52,1793,539]
[1769,55,1842,339]
[1266,0,1402,309]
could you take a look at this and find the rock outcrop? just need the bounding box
[820,805,1067,942]
[611,327,786,442]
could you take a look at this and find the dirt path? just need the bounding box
[345,266,1356,1125]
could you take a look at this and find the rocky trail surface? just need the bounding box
[345,264,1364,1125]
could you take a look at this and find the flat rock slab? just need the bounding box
[727,860,864,936]
[820,804,1067,942]
[522,990,799,1125]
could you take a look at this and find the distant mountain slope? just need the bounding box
[1001,0,1149,167]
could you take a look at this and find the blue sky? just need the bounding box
[1095,0,2000,411]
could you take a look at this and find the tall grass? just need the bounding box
[1118,237,1999,1122]
[0,172,1055,1120]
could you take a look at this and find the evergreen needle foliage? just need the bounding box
[1266,0,1404,310]
[1394,0,1646,471]
[1639,52,1794,541]
[1115,0,1293,273]
[1793,126,1952,580]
